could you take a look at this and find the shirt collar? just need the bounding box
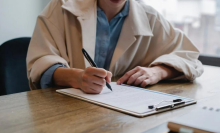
[62,0,153,36]
[97,0,129,18]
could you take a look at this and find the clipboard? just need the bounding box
[56,82,196,117]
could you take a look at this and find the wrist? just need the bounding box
[53,67,84,88]
[151,65,177,80]
[68,68,84,88]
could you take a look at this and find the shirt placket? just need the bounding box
[95,10,110,68]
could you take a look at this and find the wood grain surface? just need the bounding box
[0,65,220,133]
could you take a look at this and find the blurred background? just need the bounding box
[0,0,50,45]
[0,0,219,57]
[144,0,220,57]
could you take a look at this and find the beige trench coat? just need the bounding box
[27,0,204,90]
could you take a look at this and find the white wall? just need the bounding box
[0,0,51,45]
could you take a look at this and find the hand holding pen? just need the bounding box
[79,48,112,94]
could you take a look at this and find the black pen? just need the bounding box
[82,48,112,91]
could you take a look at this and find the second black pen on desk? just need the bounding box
[82,48,113,91]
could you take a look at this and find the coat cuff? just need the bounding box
[40,64,66,89]
[149,54,204,81]
[28,55,70,89]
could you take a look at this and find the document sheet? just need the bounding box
[57,82,193,115]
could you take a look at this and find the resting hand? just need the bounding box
[117,65,181,88]
[79,67,112,94]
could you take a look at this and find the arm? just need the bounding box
[28,15,112,93]
[117,7,203,87]
[27,16,70,89]
[39,61,112,93]
[117,65,182,88]
[53,67,112,94]
[40,64,66,89]
[27,1,112,92]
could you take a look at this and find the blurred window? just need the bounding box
[143,0,220,57]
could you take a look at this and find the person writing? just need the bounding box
[27,0,203,93]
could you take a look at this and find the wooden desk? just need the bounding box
[1,65,220,133]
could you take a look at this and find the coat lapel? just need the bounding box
[62,0,154,71]
[109,17,136,72]
[62,0,97,68]
[109,0,154,72]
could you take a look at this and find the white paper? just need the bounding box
[58,82,192,114]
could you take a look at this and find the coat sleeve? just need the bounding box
[148,10,204,81]
[27,14,70,90]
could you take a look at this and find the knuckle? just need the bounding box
[86,67,92,73]
[82,74,88,81]
[134,82,139,85]
[141,83,146,87]
[143,80,148,85]
[102,70,107,77]
[86,67,90,71]
[130,75,135,80]
[101,79,106,85]
[108,71,113,77]
[99,68,107,77]
[136,79,141,83]
[136,66,141,70]
[143,71,148,75]
[140,69,145,73]
[125,73,130,77]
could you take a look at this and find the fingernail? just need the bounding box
[117,81,121,85]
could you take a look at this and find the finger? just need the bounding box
[83,88,99,94]
[81,84,98,94]
[127,71,143,85]
[117,68,137,85]
[90,76,106,86]
[84,83,103,94]
[91,83,103,93]
[105,71,112,83]
[134,75,148,86]
[141,79,151,88]
[86,67,107,78]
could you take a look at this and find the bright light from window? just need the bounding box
[143,0,220,56]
